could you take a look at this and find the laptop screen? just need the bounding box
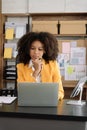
[17,82,58,107]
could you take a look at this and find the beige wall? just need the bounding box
[2,0,87,14]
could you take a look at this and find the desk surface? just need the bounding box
[0,99,87,121]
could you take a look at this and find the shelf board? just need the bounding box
[30,12,87,16]
[63,81,87,88]
[3,58,16,61]
[2,13,30,17]
[54,34,87,37]
[3,79,16,82]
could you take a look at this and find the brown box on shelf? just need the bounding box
[59,20,86,34]
[32,21,58,34]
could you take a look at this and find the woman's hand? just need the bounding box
[32,58,43,78]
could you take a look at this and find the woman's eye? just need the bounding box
[30,47,44,51]
[30,47,35,50]
[39,48,43,51]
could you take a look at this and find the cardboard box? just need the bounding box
[32,21,58,34]
[59,21,86,34]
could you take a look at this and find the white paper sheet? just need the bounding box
[65,65,86,80]
[57,53,69,68]
[15,25,26,38]
[0,96,17,104]
[70,47,86,65]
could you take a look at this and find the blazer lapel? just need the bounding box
[41,60,50,82]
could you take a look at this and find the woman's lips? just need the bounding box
[32,56,40,60]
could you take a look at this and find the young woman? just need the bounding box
[16,32,64,100]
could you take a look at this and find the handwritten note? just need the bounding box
[62,42,71,53]
[5,28,14,40]
[4,48,12,59]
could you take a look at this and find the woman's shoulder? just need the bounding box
[16,63,26,68]
[49,60,58,65]
[44,60,58,66]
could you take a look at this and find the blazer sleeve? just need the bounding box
[53,61,64,100]
[16,63,26,82]
[16,63,36,82]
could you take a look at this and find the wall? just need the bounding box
[2,0,87,14]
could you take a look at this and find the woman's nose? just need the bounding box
[34,49,39,53]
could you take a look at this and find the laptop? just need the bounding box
[17,82,58,107]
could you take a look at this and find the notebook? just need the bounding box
[17,82,58,107]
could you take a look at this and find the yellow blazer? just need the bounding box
[17,60,64,100]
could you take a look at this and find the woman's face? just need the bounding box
[30,40,45,60]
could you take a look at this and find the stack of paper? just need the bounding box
[4,65,17,80]
[0,96,17,104]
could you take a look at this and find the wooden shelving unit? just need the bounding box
[1,13,30,90]
[1,12,87,99]
[0,0,3,88]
